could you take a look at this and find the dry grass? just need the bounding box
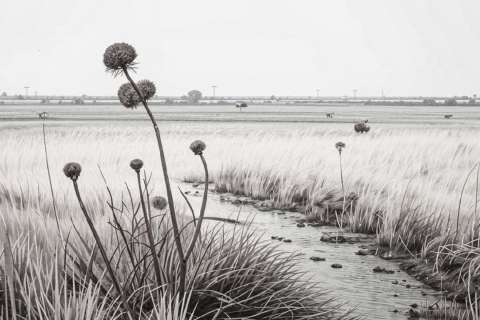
[1,121,480,317]
[0,121,350,319]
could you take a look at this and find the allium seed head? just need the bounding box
[189,140,206,155]
[103,43,137,72]
[152,196,168,210]
[118,83,141,109]
[335,141,346,153]
[130,159,143,171]
[354,122,370,133]
[63,162,82,180]
[137,80,156,100]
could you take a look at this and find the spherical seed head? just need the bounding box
[130,159,143,171]
[137,80,156,100]
[335,141,346,152]
[103,43,137,72]
[63,162,82,180]
[118,83,141,109]
[190,140,206,155]
[152,196,168,210]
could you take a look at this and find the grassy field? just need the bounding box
[1,104,480,318]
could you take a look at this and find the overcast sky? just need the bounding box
[1,0,479,97]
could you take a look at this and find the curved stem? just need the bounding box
[339,153,345,197]
[122,66,185,296]
[72,179,135,319]
[135,170,163,289]
[339,152,345,230]
[185,154,209,261]
[42,120,61,238]
[178,186,196,226]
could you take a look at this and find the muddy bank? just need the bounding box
[182,183,461,319]
[187,182,470,318]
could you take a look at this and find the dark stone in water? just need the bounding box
[184,190,191,195]
[355,249,370,256]
[373,266,395,274]
[309,223,322,227]
[408,308,420,318]
[310,256,326,262]
[283,239,292,243]
[393,294,399,297]
[406,284,411,288]
[192,183,200,187]
[392,280,399,285]
[410,303,418,308]
[297,223,306,228]
[320,234,346,243]
[331,263,343,269]
[320,232,373,244]
[271,236,278,240]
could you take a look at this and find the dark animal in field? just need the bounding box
[326,112,335,118]
[235,102,248,111]
[444,114,453,119]
[354,121,370,133]
[37,112,48,120]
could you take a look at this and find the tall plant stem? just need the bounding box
[122,66,186,296]
[71,179,135,319]
[185,154,209,261]
[135,170,163,289]
[42,120,61,237]
[456,165,478,242]
[339,153,345,197]
[338,152,346,230]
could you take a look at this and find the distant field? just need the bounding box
[1,103,480,126]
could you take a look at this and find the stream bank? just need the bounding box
[181,183,457,319]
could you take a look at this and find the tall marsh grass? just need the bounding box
[1,120,480,318]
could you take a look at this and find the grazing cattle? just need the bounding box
[235,102,248,111]
[37,112,48,120]
[444,114,453,119]
[326,112,334,118]
[354,121,370,133]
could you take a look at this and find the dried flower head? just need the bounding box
[63,162,82,180]
[354,122,370,133]
[152,196,168,210]
[335,141,346,153]
[130,159,143,171]
[103,43,137,73]
[137,80,156,100]
[189,140,206,155]
[118,83,141,109]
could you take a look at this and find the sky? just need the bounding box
[1,0,480,97]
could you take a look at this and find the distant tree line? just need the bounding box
[365,97,479,106]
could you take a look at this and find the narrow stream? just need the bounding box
[182,186,441,319]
